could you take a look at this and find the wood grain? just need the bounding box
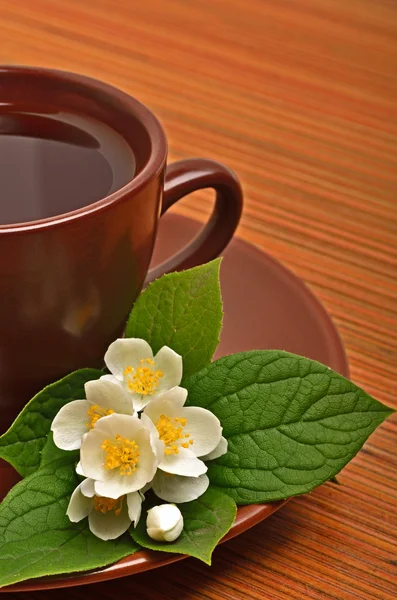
[0,0,396,598]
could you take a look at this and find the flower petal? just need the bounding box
[140,413,165,462]
[164,520,184,542]
[130,393,152,412]
[66,482,94,522]
[80,478,96,498]
[200,436,228,461]
[140,481,153,494]
[100,374,122,385]
[143,387,188,424]
[88,502,131,540]
[152,471,209,503]
[94,471,143,499]
[80,428,109,481]
[159,447,207,477]
[75,461,86,477]
[181,407,222,457]
[51,400,90,450]
[85,379,133,415]
[154,346,183,393]
[104,338,153,379]
[92,412,143,439]
[127,491,143,527]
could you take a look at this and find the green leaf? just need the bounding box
[39,432,78,468]
[0,369,102,477]
[125,260,223,377]
[130,488,236,565]
[184,351,394,505]
[0,458,139,589]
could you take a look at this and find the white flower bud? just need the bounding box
[146,504,184,542]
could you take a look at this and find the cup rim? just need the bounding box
[0,65,168,234]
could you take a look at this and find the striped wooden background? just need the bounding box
[1,0,396,598]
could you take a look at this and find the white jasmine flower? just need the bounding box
[51,380,135,451]
[79,413,160,499]
[142,387,227,503]
[101,338,183,412]
[67,478,143,540]
[146,504,184,542]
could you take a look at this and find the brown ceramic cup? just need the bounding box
[0,66,243,432]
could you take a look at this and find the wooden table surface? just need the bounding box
[1,1,396,598]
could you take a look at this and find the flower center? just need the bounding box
[124,358,164,396]
[101,434,140,476]
[155,414,194,455]
[94,495,124,516]
[86,404,115,429]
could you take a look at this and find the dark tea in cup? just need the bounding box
[0,110,136,225]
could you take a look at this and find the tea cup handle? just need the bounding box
[146,158,243,283]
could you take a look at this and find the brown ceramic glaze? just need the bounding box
[0,67,242,432]
[0,213,349,592]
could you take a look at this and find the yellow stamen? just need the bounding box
[86,404,114,429]
[123,358,163,395]
[155,414,193,455]
[101,434,140,476]
[139,357,155,366]
[93,495,124,516]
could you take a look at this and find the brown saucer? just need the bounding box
[0,213,348,592]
